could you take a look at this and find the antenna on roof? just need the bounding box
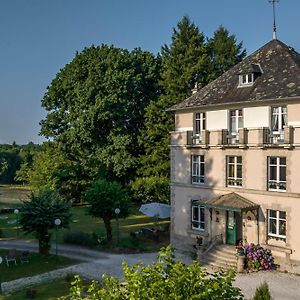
[269,0,279,40]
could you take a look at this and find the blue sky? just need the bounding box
[1,0,299,144]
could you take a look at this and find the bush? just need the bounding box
[244,243,275,271]
[63,246,244,300]
[63,231,99,247]
[130,176,170,204]
[253,282,272,300]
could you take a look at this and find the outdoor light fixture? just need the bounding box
[54,218,61,262]
[14,209,19,238]
[115,208,121,245]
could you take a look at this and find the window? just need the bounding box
[227,156,242,187]
[268,157,286,191]
[191,155,205,184]
[270,106,287,143]
[268,209,286,240]
[229,109,243,143]
[192,202,205,230]
[193,112,206,144]
[239,74,254,86]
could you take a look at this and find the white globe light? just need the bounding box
[14,209,19,214]
[115,208,121,215]
[0,256,2,264]
[54,218,62,226]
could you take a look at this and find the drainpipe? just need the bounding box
[257,207,260,244]
[209,208,212,242]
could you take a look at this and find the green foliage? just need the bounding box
[40,45,161,185]
[130,176,170,203]
[139,16,246,178]
[63,231,99,247]
[207,25,246,80]
[64,246,244,300]
[253,282,272,300]
[19,189,71,254]
[84,179,131,242]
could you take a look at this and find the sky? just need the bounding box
[1,0,300,145]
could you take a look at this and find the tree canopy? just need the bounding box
[40,45,161,186]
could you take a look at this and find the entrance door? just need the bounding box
[226,211,236,245]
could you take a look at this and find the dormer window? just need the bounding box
[239,73,254,86]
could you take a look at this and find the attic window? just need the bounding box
[239,74,254,86]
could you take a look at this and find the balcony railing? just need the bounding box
[227,178,242,187]
[268,181,286,191]
[182,126,294,148]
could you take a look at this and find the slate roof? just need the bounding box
[201,192,259,212]
[169,39,300,111]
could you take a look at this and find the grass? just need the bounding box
[0,249,78,282]
[0,279,71,300]
[0,185,170,252]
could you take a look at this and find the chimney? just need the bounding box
[192,82,202,94]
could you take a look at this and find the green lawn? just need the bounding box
[0,279,71,300]
[0,249,78,282]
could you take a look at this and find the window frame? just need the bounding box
[191,155,205,184]
[226,156,243,187]
[191,202,205,231]
[239,73,254,86]
[194,112,206,144]
[268,156,286,192]
[267,209,286,240]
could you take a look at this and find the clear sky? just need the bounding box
[1,0,299,144]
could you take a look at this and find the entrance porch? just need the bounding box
[202,192,260,246]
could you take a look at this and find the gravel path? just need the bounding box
[1,239,300,299]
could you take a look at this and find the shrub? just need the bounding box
[244,243,275,271]
[63,231,98,247]
[130,176,170,204]
[253,282,272,300]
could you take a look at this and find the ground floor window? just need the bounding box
[191,202,205,230]
[268,209,286,240]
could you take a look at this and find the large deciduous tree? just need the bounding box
[40,45,161,187]
[19,189,71,254]
[83,179,131,243]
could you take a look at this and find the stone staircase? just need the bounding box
[199,244,237,270]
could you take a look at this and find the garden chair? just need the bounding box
[5,249,17,267]
[20,250,30,264]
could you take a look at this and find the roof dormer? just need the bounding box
[238,63,263,87]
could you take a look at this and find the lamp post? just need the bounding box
[115,208,120,245]
[0,256,2,292]
[54,218,61,262]
[14,209,19,238]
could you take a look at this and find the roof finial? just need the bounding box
[269,0,279,40]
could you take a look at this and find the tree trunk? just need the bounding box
[38,233,51,255]
[103,217,112,243]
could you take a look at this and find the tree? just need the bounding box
[207,26,246,80]
[19,189,71,254]
[40,45,161,186]
[139,16,209,178]
[130,176,170,204]
[83,179,131,242]
[64,246,244,300]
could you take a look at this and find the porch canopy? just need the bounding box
[201,192,259,213]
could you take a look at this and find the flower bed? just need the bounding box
[244,243,275,271]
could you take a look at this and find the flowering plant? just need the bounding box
[244,243,274,271]
[235,244,244,256]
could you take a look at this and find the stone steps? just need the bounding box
[199,245,237,270]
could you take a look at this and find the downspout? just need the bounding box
[257,207,260,244]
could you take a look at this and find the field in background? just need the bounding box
[0,185,31,208]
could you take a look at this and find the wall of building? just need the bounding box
[244,106,270,128]
[175,112,193,131]
[207,110,228,130]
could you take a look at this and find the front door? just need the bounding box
[226,211,236,245]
